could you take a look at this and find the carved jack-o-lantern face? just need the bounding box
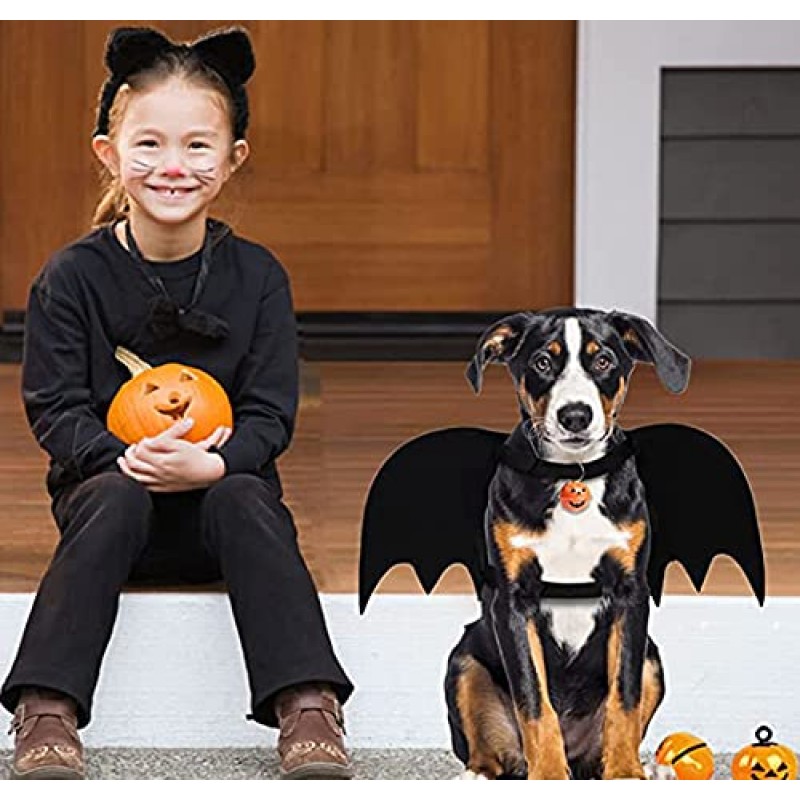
[559,480,592,513]
[732,726,798,780]
[107,347,232,444]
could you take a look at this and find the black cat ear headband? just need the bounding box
[94,26,255,139]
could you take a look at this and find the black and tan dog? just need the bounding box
[360,306,764,779]
[444,308,690,780]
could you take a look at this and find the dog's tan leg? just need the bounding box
[489,527,569,779]
[602,619,646,780]
[514,620,570,780]
[454,655,525,779]
[640,656,664,736]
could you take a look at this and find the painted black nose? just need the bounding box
[557,402,593,433]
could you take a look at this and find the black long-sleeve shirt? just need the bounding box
[22,222,299,496]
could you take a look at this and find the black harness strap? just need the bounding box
[483,566,604,600]
[540,581,603,599]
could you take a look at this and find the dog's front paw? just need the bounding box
[454,769,489,780]
[528,761,571,780]
[603,764,647,780]
[644,762,676,780]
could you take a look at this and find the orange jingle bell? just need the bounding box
[731,725,798,780]
[107,346,233,445]
[560,480,591,513]
[655,731,715,780]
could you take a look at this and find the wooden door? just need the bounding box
[0,21,575,314]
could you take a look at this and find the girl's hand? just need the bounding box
[117,418,231,492]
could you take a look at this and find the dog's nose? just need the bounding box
[557,402,593,433]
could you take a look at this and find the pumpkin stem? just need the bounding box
[114,346,152,377]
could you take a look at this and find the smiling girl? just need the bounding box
[1,27,353,780]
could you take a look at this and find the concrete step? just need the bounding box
[0,748,737,779]
[0,748,462,780]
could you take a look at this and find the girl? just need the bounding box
[2,26,353,780]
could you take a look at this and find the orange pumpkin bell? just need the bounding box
[731,725,797,780]
[560,480,592,513]
[107,346,233,445]
[655,731,715,780]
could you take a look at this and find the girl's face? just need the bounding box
[94,77,248,230]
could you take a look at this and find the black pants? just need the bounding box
[0,471,353,728]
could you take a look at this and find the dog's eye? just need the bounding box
[593,353,614,373]
[531,354,553,374]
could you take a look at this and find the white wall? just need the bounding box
[576,21,800,321]
[2,593,797,752]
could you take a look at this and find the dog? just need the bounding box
[443,308,691,780]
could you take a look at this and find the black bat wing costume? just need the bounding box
[359,424,765,612]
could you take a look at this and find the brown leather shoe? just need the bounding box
[8,688,85,780]
[275,683,352,779]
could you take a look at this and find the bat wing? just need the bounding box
[630,423,765,606]
[359,427,507,612]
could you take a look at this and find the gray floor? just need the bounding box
[0,748,735,779]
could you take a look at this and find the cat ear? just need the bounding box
[192,28,255,86]
[104,27,174,77]
[95,27,175,136]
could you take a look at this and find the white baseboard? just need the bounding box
[1,593,798,752]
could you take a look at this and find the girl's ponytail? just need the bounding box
[92,174,128,227]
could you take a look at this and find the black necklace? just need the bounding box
[124,220,230,342]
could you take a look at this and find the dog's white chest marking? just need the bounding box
[509,476,630,583]
[541,598,605,654]
[509,475,629,652]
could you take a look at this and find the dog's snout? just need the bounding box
[557,402,593,433]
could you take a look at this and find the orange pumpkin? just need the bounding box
[560,480,592,513]
[731,725,797,780]
[655,731,715,780]
[107,346,232,444]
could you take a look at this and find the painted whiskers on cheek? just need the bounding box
[131,159,155,175]
[190,164,219,185]
[129,159,219,185]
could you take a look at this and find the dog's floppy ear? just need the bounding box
[609,311,691,394]
[466,312,532,394]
